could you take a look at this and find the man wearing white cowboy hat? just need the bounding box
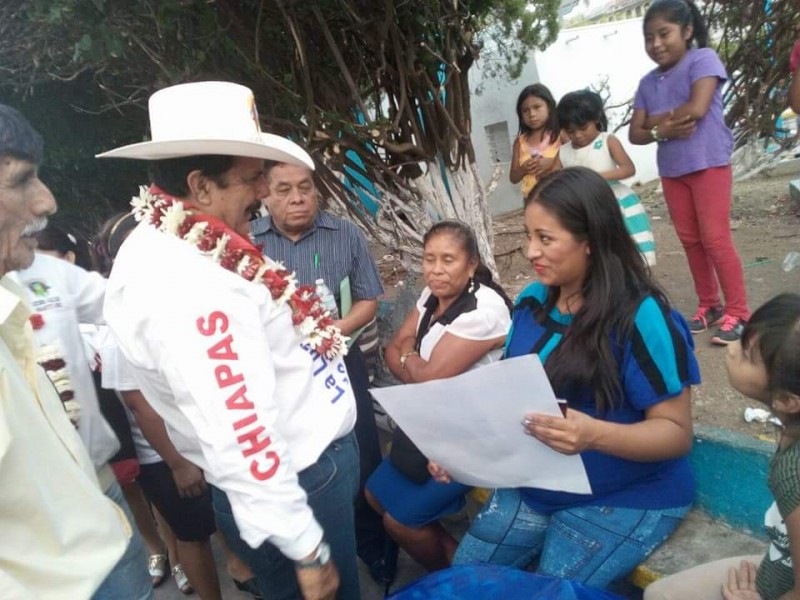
[99,81,361,600]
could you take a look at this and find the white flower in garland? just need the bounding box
[131,185,157,224]
[161,201,190,236]
[185,222,209,246]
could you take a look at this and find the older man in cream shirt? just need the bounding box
[0,103,129,598]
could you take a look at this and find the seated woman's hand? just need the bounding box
[428,461,452,484]
[522,408,599,455]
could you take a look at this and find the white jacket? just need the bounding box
[104,223,356,559]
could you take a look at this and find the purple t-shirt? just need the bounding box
[634,47,733,178]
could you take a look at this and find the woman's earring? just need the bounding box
[468,277,476,293]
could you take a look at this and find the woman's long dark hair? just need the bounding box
[741,294,800,403]
[515,83,559,144]
[644,0,708,49]
[423,220,514,313]
[525,168,670,412]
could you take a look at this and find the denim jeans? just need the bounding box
[346,345,391,565]
[213,431,361,600]
[93,480,154,600]
[453,488,690,590]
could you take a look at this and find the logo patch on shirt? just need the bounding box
[27,280,50,297]
[24,279,63,312]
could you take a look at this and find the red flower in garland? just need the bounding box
[220,248,244,272]
[262,269,291,300]
[29,313,45,330]
[130,185,348,359]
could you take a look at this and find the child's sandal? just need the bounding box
[147,554,168,587]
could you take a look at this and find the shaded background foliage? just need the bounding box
[2,1,797,242]
[0,0,560,245]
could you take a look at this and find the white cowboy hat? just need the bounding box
[96,81,313,169]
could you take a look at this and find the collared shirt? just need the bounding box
[105,223,357,559]
[251,211,384,299]
[14,253,120,481]
[0,276,128,599]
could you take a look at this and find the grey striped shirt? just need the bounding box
[250,211,383,301]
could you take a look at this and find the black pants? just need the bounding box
[344,344,390,564]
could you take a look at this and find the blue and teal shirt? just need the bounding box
[507,282,700,513]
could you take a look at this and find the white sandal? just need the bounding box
[171,564,194,595]
[147,554,167,587]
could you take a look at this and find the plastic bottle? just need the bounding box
[314,278,339,319]
[783,251,800,272]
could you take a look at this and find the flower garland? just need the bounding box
[131,185,348,359]
[30,314,80,427]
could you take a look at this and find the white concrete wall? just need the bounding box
[470,17,660,216]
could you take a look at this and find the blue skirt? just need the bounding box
[366,457,471,527]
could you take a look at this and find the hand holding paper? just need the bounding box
[523,408,600,455]
[371,354,591,494]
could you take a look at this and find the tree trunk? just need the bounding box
[329,159,497,278]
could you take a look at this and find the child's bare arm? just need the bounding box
[631,106,695,144]
[628,107,653,145]
[643,76,719,127]
[598,135,635,181]
[509,137,526,184]
[550,153,562,173]
[535,151,560,178]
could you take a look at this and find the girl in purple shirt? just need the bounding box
[630,0,750,346]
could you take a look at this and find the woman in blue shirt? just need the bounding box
[449,167,700,590]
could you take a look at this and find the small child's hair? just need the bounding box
[515,83,559,144]
[557,90,608,132]
[644,0,708,49]
[34,224,92,270]
[741,293,800,400]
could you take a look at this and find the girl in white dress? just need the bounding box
[558,90,657,266]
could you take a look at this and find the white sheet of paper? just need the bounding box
[371,354,591,494]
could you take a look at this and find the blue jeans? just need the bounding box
[93,480,154,600]
[213,431,361,600]
[453,488,689,590]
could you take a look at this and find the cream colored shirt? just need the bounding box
[0,276,129,599]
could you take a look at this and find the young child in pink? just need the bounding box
[630,0,750,346]
[509,84,561,200]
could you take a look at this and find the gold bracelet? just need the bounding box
[399,350,418,371]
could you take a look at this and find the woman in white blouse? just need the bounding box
[365,220,512,572]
